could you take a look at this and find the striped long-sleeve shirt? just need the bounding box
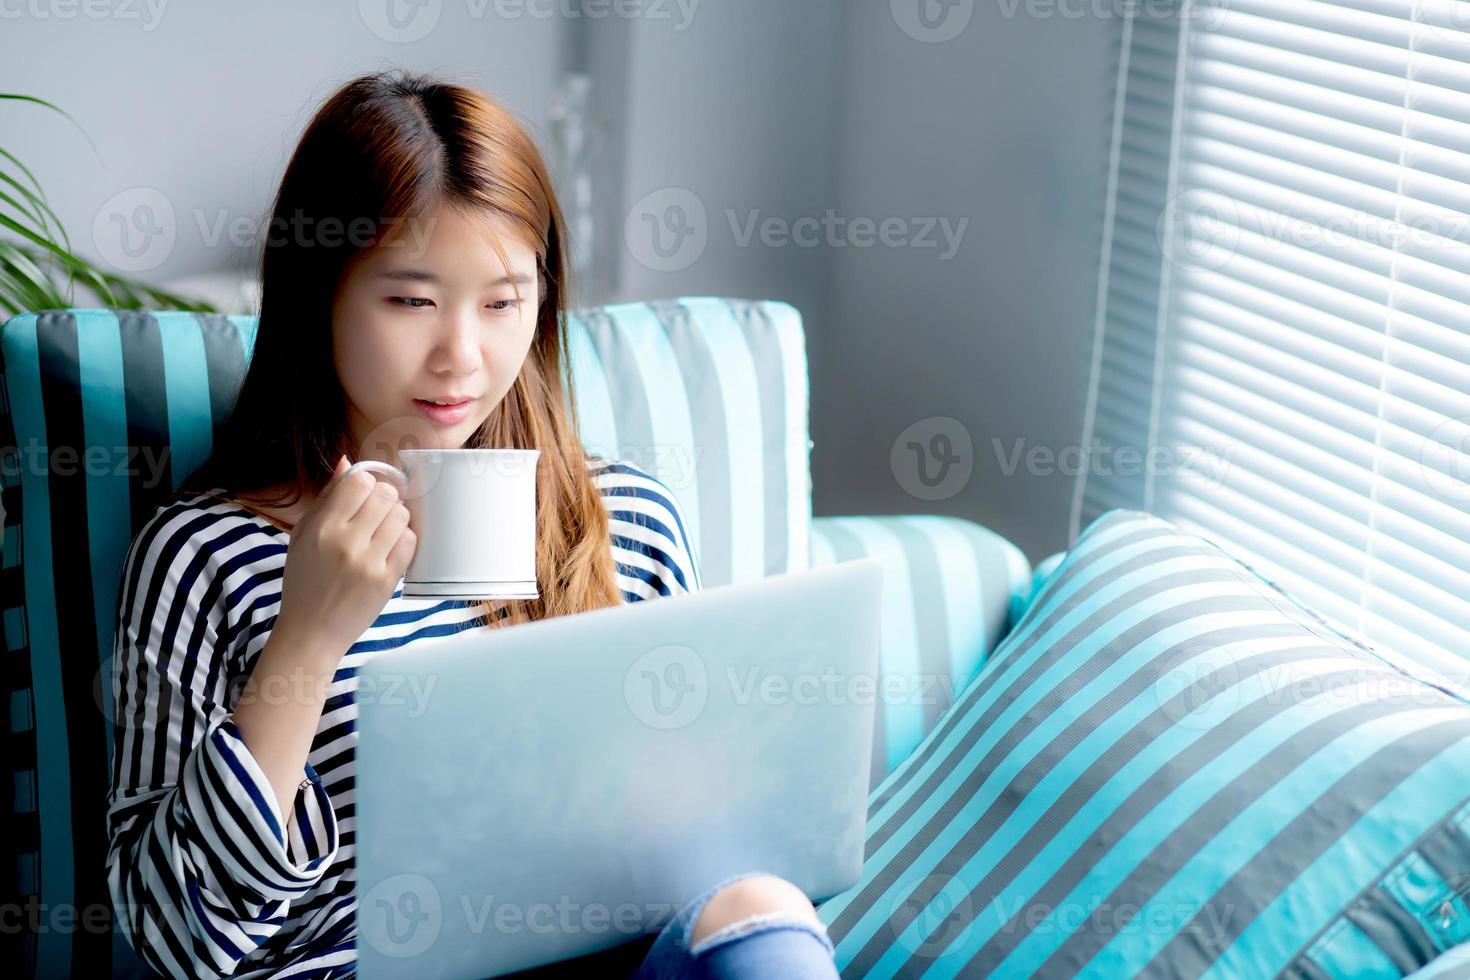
[105,457,701,979]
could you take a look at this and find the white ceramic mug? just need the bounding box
[342,448,540,600]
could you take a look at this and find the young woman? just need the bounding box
[104,70,840,979]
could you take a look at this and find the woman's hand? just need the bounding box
[273,455,417,660]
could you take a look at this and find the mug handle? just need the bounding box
[341,459,409,490]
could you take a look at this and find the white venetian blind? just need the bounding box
[1077,0,1470,681]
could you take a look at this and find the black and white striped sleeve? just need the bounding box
[104,504,339,979]
[591,459,703,600]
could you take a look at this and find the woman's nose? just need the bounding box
[433,309,481,373]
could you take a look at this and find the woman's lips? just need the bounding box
[413,398,475,425]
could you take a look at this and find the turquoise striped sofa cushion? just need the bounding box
[568,297,812,589]
[0,297,812,978]
[811,515,1032,786]
[816,509,1470,979]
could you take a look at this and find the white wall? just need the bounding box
[0,1,567,293]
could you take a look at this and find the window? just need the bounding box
[1076,0,1470,679]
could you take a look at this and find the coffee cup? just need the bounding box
[342,448,539,600]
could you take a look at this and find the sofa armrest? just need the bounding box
[810,514,1031,784]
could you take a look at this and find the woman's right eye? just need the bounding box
[392,296,433,309]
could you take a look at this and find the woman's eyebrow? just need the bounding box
[376,269,533,286]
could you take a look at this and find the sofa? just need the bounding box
[0,298,1033,978]
[9,297,1465,980]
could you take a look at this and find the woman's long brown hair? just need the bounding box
[183,69,624,627]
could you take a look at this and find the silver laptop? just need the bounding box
[353,558,883,979]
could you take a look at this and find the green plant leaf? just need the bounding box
[0,146,48,203]
[0,168,68,245]
[0,184,52,238]
[60,259,119,307]
[0,93,69,114]
[0,268,54,319]
[0,240,64,315]
[0,210,97,270]
[0,92,103,163]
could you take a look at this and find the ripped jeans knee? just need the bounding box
[688,906,836,958]
[631,870,839,980]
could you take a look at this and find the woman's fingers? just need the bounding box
[318,459,380,524]
[386,525,417,575]
[370,501,412,561]
[349,480,401,533]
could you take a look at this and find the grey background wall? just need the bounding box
[818,4,1116,562]
[1,0,1116,562]
[595,0,840,344]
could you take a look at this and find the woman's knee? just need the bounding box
[689,874,820,948]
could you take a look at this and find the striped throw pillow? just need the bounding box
[817,509,1470,979]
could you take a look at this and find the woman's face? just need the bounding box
[330,205,541,461]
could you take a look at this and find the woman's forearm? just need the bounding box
[232,624,344,823]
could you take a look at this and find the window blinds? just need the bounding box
[1076,0,1470,681]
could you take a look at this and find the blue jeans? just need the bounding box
[499,870,840,979]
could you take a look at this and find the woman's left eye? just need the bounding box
[487,299,518,312]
